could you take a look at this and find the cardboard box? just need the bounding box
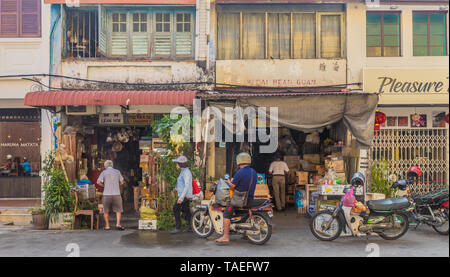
[138,220,157,230]
[303,154,320,165]
[366,193,385,201]
[254,183,270,198]
[296,171,309,185]
[315,165,326,176]
[325,159,345,173]
[318,185,345,195]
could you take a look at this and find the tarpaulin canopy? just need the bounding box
[209,93,379,148]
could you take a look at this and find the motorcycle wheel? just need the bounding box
[432,208,449,235]
[379,213,409,240]
[191,210,214,238]
[310,211,342,241]
[245,213,272,245]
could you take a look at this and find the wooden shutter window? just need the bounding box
[175,12,192,57]
[0,0,19,37]
[0,0,40,37]
[21,0,39,36]
[154,12,172,57]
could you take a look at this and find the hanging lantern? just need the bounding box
[375,110,387,125]
[411,113,421,121]
[446,114,449,124]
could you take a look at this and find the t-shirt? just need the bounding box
[269,161,289,176]
[23,161,31,173]
[232,166,257,201]
[97,167,124,196]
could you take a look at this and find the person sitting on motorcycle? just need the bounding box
[216,152,257,245]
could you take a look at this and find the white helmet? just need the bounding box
[236,152,251,166]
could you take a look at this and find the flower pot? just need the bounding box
[31,213,48,230]
[48,213,73,230]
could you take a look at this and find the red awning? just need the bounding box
[24,90,197,106]
[44,0,195,4]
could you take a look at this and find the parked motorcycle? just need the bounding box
[391,166,449,235]
[191,181,274,245]
[310,173,411,241]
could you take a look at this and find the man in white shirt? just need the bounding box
[268,154,289,211]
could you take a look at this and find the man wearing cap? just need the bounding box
[171,155,193,234]
[97,160,125,230]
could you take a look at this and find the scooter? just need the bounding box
[310,173,411,241]
[392,179,449,235]
[191,181,274,245]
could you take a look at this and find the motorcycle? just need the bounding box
[310,173,411,241]
[191,181,274,245]
[392,179,449,235]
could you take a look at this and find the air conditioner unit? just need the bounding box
[66,106,98,115]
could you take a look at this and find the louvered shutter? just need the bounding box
[154,12,172,57]
[131,12,149,56]
[0,0,19,37]
[98,5,107,56]
[175,12,192,57]
[110,12,128,56]
[20,0,40,36]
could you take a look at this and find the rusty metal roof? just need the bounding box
[24,90,197,106]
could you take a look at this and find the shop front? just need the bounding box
[0,108,42,199]
[364,68,449,194]
[199,90,379,216]
[24,90,197,225]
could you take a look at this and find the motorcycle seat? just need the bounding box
[367,197,410,211]
[246,198,270,209]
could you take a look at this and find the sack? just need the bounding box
[342,187,356,207]
[230,170,254,208]
[139,206,157,220]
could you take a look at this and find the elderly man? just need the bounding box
[97,160,125,230]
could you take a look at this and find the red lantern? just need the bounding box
[446,114,449,124]
[375,111,387,125]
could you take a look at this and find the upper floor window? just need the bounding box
[217,10,345,60]
[108,9,194,59]
[366,12,401,57]
[0,0,40,37]
[413,11,447,56]
[64,7,194,60]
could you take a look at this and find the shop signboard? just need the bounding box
[363,68,449,104]
[99,113,124,125]
[216,59,347,87]
[128,114,154,125]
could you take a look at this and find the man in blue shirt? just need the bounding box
[216,152,256,245]
[171,155,193,234]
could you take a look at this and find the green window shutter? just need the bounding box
[175,13,192,57]
[111,12,128,56]
[154,12,172,57]
[131,12,148,56]
[366,13,382,57]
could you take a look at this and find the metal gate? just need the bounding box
[369,128,449,194]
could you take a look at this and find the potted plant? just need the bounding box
[29,207,47,230]
[41,152,75,230]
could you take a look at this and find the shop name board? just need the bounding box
[377,77,447,93]
[128,114,154,125]
[246,79,318,87]
[364,69,449,94]
[99,113,124,125]
[0,142,39,147]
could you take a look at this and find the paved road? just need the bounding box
[0,210,448,257]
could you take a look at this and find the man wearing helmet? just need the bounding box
[216,152,257,245]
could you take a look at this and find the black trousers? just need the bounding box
[173,199,192,230]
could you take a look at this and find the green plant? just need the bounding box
[152,114,203,229]
[29,207,45,215]
[41,151,75,222]
[371,159,396,198]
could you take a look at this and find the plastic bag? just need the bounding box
[140,206,157,220]
[215,179,230,206]
[342,187,356,207]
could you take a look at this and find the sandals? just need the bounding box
[215,240,230,246]
[103,227,111,230]
[116,226,125,231]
